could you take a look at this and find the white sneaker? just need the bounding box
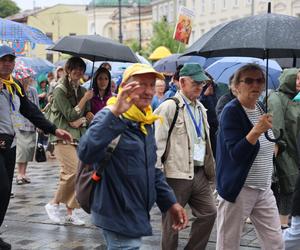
[45,203,61,224]
[64,214,85,226]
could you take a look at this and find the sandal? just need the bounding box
[22,177,31,184]
[16,178,25,185]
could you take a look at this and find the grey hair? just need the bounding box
[232,63,265,86]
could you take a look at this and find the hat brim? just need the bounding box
[124,69,164,83]
[190,74,209,82]
[0,53,16,59]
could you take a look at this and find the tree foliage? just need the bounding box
[0,0,20,18]
[146,19,186,56]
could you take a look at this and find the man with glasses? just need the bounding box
[154,63,216,250]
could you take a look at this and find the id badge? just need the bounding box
[193,139,206,162]
[11,111,23,131]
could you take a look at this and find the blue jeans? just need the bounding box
[102,229,142,250]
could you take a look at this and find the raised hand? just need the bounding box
[84,89,94,101]
[247,113,273,145]
[253,113,272,135]
[108,81,143,116]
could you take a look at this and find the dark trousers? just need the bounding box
[0,146,16,227]
[162,168,217,250]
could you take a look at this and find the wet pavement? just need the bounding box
[1,159,260,249]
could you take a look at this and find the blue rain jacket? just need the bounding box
[78,108,176,237]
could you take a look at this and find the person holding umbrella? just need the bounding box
[45,57,94,226]
[0,45,72,250]
[216,64,284,250]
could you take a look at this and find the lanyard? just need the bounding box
[9,94,15,111]
[182,97,202,138]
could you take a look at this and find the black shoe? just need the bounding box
[0,238,11,250]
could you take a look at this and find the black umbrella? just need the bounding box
[184,2,300,142]
[48,35,138,63]
[48,35,138,89]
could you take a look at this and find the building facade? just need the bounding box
[86,0,152,48]
[151,0,300,46]
[8,4,88,62]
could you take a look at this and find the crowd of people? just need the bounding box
[0,43,300,250]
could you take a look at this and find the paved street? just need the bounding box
[1,159,261,249]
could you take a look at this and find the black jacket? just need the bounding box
[16,80,57,135]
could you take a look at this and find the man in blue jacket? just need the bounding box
[78,63,188,249]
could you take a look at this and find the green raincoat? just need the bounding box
[268,68,300,194]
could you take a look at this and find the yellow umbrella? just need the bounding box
[149,46,172,60]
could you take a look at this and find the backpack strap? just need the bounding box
[161,97,181,164]
[94,135,121,177]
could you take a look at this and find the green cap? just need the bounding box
[179,63,209,82]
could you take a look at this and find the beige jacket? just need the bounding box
[154,92,215,181]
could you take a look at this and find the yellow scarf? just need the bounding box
[107,92,162,135]
[0,75,24,98]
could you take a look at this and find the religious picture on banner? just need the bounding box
[173,6,195,44]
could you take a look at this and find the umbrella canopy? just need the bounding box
[153,53,207,73]
[149,46,172,60]
[206,57,282,89]
[185,13,300,59]
[135,53,151,65]
[0,18,53,45]
[274,58,300,69]
[48,35,138,63]
[15,57,55,76]
[184,4,292,141]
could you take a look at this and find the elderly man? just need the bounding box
[154,63,216,250]
[0,45,72,249]
[78,63,188,249]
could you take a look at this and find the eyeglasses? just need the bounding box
[239,77,265,85]
[190,79,206,87]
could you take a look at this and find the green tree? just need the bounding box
[0,0,20,18]
[146,19,186,57]
[125,39,140,53]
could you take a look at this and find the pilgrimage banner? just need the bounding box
[173,6,195,44]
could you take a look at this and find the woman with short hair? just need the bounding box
[216,63,284,249]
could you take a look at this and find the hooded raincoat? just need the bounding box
[268,68,300,194]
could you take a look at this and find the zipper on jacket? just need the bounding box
[143,131,150,219]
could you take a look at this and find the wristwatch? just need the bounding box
[74,105,81,114]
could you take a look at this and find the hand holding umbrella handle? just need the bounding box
[264,129,283,142]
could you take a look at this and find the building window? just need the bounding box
[200,0,205,14]
[69,33,76,36]
[153,6,158,22]
[211,0,216,12]
[192,0,195,10]
[234,0,239,7]
[246,0,252,5]
[46,53,53,63]
[222,0,226,9]
[90,23,95,34]
[159,5,164,19]
[169,2,174,22]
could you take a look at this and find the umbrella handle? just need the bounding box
[264,129,283,142]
